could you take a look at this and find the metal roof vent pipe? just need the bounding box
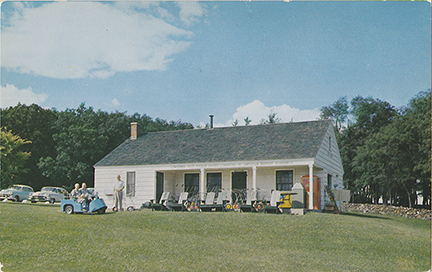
[209,115,214,129]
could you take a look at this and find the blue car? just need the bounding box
[61,197,107,214]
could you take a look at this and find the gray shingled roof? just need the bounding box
[95,120,332,167]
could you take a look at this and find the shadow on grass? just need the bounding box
[81,212,116,216]
[82,209,144,216]
[341,212,391,220]
[1,201,60,208]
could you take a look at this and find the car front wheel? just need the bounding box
[64,205,74,214]
[14,195,20,202]
[50,198,55,204]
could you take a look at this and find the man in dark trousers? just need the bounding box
[114,175,125,211]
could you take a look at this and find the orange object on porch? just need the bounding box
[301,175,321,210]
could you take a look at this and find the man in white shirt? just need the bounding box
[70,183,81,200]
[114,175,125,211]
[79,182,92,211]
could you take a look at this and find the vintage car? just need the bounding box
[61,197,107,214]
[0,184,34,202]
[29,187,69,204]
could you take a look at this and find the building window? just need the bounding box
[126,172,136,197]
[276,170,293,191]
[327,174,332,189]
[156,172,164,202]
[207,173,222,195]
[329,136,332,152]
[185,173,199,195]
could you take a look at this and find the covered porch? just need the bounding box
[153,160,323,210]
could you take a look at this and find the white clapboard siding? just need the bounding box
[314,123,344,208]
[95,165,155,209]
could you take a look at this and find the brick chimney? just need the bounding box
[131,122,139,140]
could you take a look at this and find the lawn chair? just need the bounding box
[152,192,170,211]
[240,190,257,212]
[214,190,228,212]
[199,192,216,212]
[186,192,201,211]
[264,190,283,214]
[171,192,189,212]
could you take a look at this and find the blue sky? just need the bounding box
[1,1,430,127]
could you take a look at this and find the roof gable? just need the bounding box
[95,120,333,167]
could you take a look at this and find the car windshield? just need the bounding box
[9,185,22,190]
[41,188,55,192]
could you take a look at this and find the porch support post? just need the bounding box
[309,163,314,210]
[252,166,257,191]
[200,168,205,202]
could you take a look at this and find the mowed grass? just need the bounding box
[0,202,430,272]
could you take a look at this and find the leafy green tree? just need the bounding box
[353,96,430,208]
[38,104,110,188]
[260,111,281,124]
[320,96,349,132]
[400,90,431,205]
[352,122,412,206]
[37,104,194,188]
[1,128,32,189]
[1,104,57,190]
[341,96,398,200]
[244,117,252,126]
[139,115,193,133]
[337,125,364,200]
[350,96,397,134]
[322,94,430,207]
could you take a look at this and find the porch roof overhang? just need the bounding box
[146,158,321,172]
[94,158,323,171]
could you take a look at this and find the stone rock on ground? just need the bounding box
[343,203,431,219]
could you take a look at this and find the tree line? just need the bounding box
[1,103,193,191]
[320,90,431,207]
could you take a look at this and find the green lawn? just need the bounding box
[0,202,430,272]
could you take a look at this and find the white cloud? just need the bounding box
[2,2,198,79]
[1,84,48,108]
[111,98,120,107]
[113,1,156,11]
[176,2,206,26]
[227,100,320,126]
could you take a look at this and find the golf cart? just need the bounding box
[61,197,107,214]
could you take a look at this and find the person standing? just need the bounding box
[114,175,125,211]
